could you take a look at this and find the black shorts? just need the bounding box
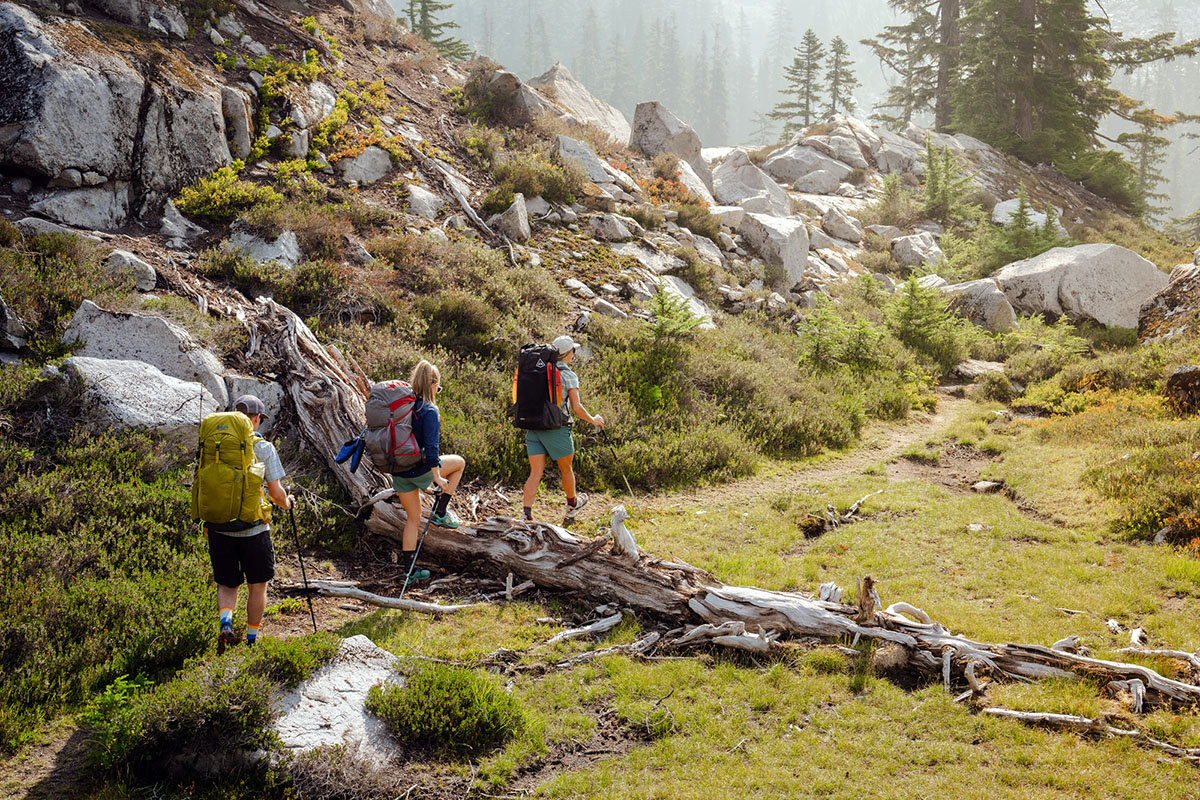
[207,528,275,587]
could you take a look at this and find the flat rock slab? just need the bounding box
[63,357,220,446]
[274,635,402,765]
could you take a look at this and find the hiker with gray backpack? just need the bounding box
[515,335,604,522]
[347,359,466,582]
[192,395,293,654]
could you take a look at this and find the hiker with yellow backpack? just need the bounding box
[192,395,293,654]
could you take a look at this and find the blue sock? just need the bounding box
[246,623,260,643]
[219,607,233,630]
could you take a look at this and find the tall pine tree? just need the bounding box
[769,30,825,141]
[862,0,963,131]
[824,36,861,117]
[406,0,470,61]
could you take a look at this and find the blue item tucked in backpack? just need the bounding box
[335,435,367,473]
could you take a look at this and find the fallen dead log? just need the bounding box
[244,299,1200,710]
[982,707,1200,761]
[278,579,479,615]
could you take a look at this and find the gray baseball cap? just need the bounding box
[233,394,267,417]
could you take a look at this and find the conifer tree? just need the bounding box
[1118,108,1175,220]
[406,0,470,61]
[862,0,963,131]
[769,30,825,141]
[706,25,729,144]
[824,36,861,117]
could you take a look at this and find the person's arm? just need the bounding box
[422,406,448,490]
[567,388,604,427]
[266,479,293,508]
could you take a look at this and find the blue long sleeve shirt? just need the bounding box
[395,399,441,478]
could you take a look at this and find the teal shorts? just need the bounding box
[392,470,433,494]
[525,426,575,461]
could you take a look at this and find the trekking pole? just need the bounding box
[287,504,318,634]
[398,487,441,602]
[600,428,643,520]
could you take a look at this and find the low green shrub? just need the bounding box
[886,277,978,377]
[492,150,584,207]
[0,427,210,754]
[0,232,132,356]
[626,204,666,231]
[670,203,721,244]
[671,247,722,302]
[238,202,355,261]
[366,665,525,754]
[176,161,284,222]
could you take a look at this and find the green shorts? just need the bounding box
[392,470,433,494]
[525,426,575,461]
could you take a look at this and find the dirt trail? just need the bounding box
[643,392,974,511]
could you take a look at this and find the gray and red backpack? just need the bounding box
[363,380,424,472]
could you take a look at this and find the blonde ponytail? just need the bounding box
[409,359,441,403]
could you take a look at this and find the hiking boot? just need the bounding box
[565,492,589,519]
[217,624,237,655]
[407,568,432,582]
[430,508,460,529]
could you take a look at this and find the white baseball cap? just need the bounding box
[553,335,579,356]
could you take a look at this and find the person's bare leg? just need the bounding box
[556,453,576,499]
[246,582,267,628]
[217,584,239,616]
[440,454,466,494]
[523,454,547,508]
[398,489,422,550]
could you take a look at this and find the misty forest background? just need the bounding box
[419,0,1200,222]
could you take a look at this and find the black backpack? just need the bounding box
[512,343,571,430]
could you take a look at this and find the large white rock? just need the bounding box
[822,206,863,243]
[589,213,632,241]
[274,636,401,765]
[93,0,186,37]
[708,205,745,230]
[674,159,716,207]
[941,279,1016,332]
[485,70,560,126]
[223,229,303,267]
[31,184,131,230]
[555,134,611,184]
[712,149,790,217]
[800,134,869,170]
[62,357,220,446]
[221,86,255,160]
[529,63,631,144]
[630,101,712,191]
[610,242,684,275]
[335,146,392,185]
[487,192,531,242]
[891,232,943,268]
[761,144,852,185]
[793,169,840,194]
[223,374,284,436]
[105,249,156,291]
[62,300,228,406]
[739,214,810,288]
[286,81,337,131]
[991,198,1067,237]
[0,3,230,224]
[405,184,443,220]
[993,243,1168,329]
[160,199,207,240]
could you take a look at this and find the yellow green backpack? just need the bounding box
[191,411,271,529]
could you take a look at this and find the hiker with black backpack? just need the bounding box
[517,335,604,522]
[193,395,293,654]
[389,360,466,581]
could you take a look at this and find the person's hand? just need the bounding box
[593,414,605,428]
[434,475,450,492]
[285,494,295,509]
